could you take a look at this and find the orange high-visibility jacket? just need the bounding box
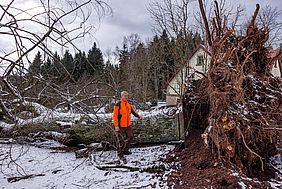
[113,100,141,127]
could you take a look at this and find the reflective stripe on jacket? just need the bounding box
[112,100,140,127]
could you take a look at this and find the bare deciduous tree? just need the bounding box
[257,5,282,46]
[195,0,245,45]
[0,0,111,122]
[148,0,196,38]
[148,0,204,103]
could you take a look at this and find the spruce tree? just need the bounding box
[51,51,61,81]
[41,57,52,77]
[60,50,74,82]
[118,43,129,91]
[73,51,87,80]
[86,42,104,76]
[29,51,42,75]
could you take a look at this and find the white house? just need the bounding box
[166,45,211,105]
[166,45,282,106]
[270,49,282,77]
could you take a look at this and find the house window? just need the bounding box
[176,98,181,104]
[175,84,180,93]
[196,55,204,66]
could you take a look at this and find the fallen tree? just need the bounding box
[183,2,282,177]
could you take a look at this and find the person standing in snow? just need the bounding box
[112,91,142,159]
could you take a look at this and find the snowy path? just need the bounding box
[0,142,175,189]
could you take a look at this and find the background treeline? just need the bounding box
[27,30,202,106]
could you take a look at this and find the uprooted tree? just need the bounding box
[183,0,282,177]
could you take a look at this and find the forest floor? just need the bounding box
[168,128,282,189]
[0,139,176,189]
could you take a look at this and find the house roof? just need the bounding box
[167,44,211,85]
[269,49,280,58]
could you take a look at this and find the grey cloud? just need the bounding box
[93,0,153,52]
[3,0,281,56]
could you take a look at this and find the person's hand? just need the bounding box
[115,126,120,132]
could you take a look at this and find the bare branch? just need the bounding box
[198,0,212,46]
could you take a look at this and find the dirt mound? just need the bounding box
[169,128,273,189]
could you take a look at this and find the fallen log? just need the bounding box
[96,164,166,173]
[7,173,45,183]
[96,165,140,172]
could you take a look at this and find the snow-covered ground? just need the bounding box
[0,141,175,189]
[269,154,282,188]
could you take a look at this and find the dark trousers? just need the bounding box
[116,126,133,156]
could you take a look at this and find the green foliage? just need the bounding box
[86,42,104,76]
[33,43,104,82]
[41,57,52,77]
[73,51,87,81]
[60,50,74,81]
[29,51,42,75]
[28,30,202,103]
[63,122,114,146]
[117,43,130,91]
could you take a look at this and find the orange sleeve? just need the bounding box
[113,105,119,126]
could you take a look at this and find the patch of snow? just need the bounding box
[247,74,254,79]
[30,139,65,148]
[55,121,73,127]
[95,107,106,114]
[207,126,212,132]
[270,180,282,189]
[0,143,175,189]
[21,101,51,115]
[230,171,239,177]
[140,105,181,119]
[231,154,282,189]
[46,131,67,138]
[266,94,277,100]
[9,104,113,128]
[270,154,282,170]
[0,121,14,130]
[254,94,260,100]
[238,181,247,189]
[89,143,101,148]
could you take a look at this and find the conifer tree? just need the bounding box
[41,57,52,77]
[29,51,43,75]
[73,51,87,80]
[60,50,74,82]
[86,42,104,76]
[118,43,129,91]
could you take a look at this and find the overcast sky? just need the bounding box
[94,0,282,54]
[94,0,153,53]
[1,0,282,61]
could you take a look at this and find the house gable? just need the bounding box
[270,49,282,77]
[166,46,281,105]
[186,47,211,80]
[166,45,211,105]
